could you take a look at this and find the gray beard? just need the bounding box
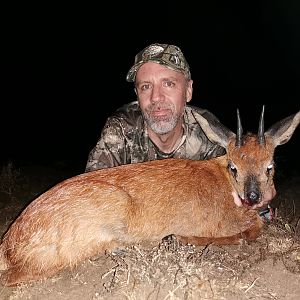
[145,115,178,135]
[142,101,182,135]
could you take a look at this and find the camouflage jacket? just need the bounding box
[85,101,226,172]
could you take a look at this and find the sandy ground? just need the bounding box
[0,163,300,300]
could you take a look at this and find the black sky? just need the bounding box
[1,1,300,174]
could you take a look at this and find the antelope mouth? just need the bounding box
[241,196,265,209]
[232,190,261,208]
[241,198,256,207]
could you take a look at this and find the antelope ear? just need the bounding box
[265,111,300,146]
[193,110,235,148]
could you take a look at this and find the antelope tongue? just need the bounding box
[241,198,252,207]
[232,190,243,207]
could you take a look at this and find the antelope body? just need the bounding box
[0,108,299,286]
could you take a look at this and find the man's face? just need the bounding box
[135,62,193,135]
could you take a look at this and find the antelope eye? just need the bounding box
[228,162,237,177]
[267,164,273,174]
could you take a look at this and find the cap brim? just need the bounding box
[126,61,144,82]
[126,59,186,82]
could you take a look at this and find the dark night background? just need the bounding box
[1,1,299,177]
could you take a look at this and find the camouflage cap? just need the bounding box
[126,43,191,82]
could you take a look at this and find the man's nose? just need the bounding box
[151,85,164,102]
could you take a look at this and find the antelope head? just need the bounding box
[195,107,300,208]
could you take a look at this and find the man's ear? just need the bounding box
[186,79,193,102]
[134,87,138,95]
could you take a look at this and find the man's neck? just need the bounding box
[148,121,184,154]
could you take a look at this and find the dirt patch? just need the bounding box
[0,164,300,300]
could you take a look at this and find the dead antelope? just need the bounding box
[0,107,299,286]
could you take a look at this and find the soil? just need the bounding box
[0,163,300,300]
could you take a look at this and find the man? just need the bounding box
[85,43,275,213]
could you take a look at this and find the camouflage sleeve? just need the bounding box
[202,110,227,159]
[85,118,127,172]
[201,109,226,158]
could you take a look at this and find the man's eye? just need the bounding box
[164,81,175,87]
[141,84,150,91]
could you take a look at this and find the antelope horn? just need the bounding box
[258,105,265,145]
[236,108,243,147]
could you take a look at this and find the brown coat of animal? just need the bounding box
[0,108,299,286]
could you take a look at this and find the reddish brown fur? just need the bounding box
[0,155,264,286]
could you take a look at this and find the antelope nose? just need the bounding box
[247,191,259,203]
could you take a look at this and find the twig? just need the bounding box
[244,277,259,293]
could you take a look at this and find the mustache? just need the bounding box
[145,101,174,113]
